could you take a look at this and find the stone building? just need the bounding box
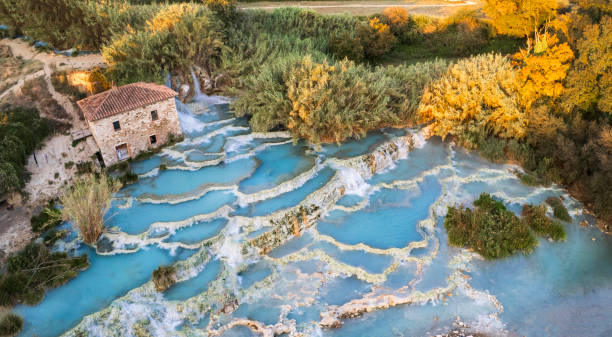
[77,82,182,166]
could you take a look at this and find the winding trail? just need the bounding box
[0,39,104,125]
[0,39,105,260]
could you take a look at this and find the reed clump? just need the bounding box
[58,173,122,245]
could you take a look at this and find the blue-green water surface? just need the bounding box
[15,97,612,337]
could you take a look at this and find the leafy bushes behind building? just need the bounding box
[232,56,448,143]
[102,4,225,84]
[0,0,157,50]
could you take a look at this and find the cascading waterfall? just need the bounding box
[189,69,231,106]
[14,94,612,337]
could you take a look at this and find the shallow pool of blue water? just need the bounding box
[17,98,612,337]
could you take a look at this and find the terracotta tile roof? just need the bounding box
[77,82,177,122]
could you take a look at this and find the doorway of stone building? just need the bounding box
[115,143,129,161]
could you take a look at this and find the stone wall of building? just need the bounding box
[87,98,182,166]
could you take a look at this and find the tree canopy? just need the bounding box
[483,0,558,37]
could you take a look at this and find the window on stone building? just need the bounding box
[113,120,121,131]
[150,134,157,145]
[151,110,158,121]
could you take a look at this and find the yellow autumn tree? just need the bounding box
[483,0,558,37]
[513,31,575,109]
[563,16,612,116]
[381,6,424,43]
[285,56,433,144]
[146,4,196,33]
[287,57,338,130]
[417,54,526,147]
[383,6,410,26]
[357,17,398,59]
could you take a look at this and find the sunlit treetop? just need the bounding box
[145,3,197,32]
[483,0,558,37]
[382,6,410,25]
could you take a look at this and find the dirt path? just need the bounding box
[0,69,44,101]
[239,0,480,16]
[0,39,103,261]
[1,39,104,124]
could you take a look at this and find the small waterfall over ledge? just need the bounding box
[189,69,230,106]
[16,90,612,337]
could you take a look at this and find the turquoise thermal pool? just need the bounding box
[15,95,612,337]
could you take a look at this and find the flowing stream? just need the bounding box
[15,95,612,337]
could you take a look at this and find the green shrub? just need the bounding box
[515,170,542,186]
[521,204,567,241]
[445,193,538,259]
[0,313,23,336]
[329,31,364,61]
[102,4,225,84]
[152,265,176,292]
[75,161,94,175]
[356,17,398,60]
[245,7,359,41]
[232,56,447,144]
[0,243,88,306]
[119,172,139,185]
[477,137,507,162]
[381,7,424,44]
[203,0,237,22]
[0,0,157,50]
[0,107,51,195]
[42,229,69,247]
[30,201,62,233]
[424,10,492,57]
[546,197,572,222]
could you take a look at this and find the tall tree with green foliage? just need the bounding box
[563,16,612,117]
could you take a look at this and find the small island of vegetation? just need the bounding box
[445,193,567,259]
